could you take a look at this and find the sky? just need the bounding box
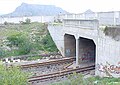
[0,0,120,15]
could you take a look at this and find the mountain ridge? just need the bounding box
[1,3,69,17]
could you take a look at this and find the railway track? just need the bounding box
[21,57,75,69]
[20,57,76,77]
[28,65,95,84]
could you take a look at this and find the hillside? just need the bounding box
[1,3,68,17]
[0,22,58,57]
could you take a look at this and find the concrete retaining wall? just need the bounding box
[48,25,64,56]
[96,29,120,77]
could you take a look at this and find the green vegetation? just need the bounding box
[0,22,58,58]
[103,26,120,41]
[7,32,32,55]
[20,18,31,24]
[41,32,58,52]
[0,64,29,85]
[51,73,120,85]
[27,56,42,61]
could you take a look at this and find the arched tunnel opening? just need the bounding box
[64,34,76,57]
[64,34,96,67]
[79,37,96,65]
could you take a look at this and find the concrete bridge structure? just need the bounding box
[48,18,120,78]
[58,10,120,26]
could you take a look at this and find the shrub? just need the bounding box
[25,18,31,24]
[19,18,31,24]
[41,32,58,52]
[4,21,8,25]
[6,32,33,55]
[0,64,29,85]
[0,47,5,58]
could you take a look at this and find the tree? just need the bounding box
[25,18,31,24]
[19,18,31,24]
[4,21,8,25]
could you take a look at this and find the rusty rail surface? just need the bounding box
[28,65,95,83]
[21,57,75,68]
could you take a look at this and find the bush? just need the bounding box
[0,64,29,85]
[6,32,33,55]
[41,32,58,52]
[0,47,5,58]
[19,18,31,24]
[4,21,8,25]
[25,18,31,24]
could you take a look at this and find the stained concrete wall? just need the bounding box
[64,34,76,57]
[48,25,64,56]
[79,37,95,63]
[96,28,120,78]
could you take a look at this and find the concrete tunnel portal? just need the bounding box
[64,34,76,57]
[64,34,96,67]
